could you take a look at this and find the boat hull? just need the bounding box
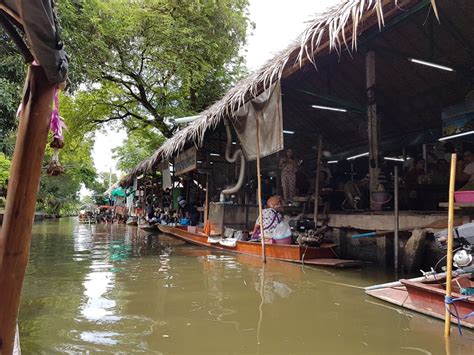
[158,225,362,267]
[138,224,159,232]
[366,277,474,329]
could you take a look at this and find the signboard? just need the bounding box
[442,101,474,137]
[174,147,197,176]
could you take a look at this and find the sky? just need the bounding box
[91,0,339,176]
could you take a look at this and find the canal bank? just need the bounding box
[0,211,61,224]
[18,219,474,354]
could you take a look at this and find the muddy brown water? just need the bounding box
[18,219,474,354]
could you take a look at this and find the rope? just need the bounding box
[301,245,308,266]
[444,295,474,339]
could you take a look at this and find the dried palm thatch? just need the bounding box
[120,0,438,184]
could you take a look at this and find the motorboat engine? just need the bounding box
[434,222,474,268]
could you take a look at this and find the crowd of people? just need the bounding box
[143,196,200,226]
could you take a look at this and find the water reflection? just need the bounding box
[18,220,474,354]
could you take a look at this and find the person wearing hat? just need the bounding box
[178,197,199,226]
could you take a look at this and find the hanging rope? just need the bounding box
[444,295,474,339]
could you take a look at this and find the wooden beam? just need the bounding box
[0,66,55,353]
[366,50,380,209]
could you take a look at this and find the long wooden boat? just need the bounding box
[366,275,474,329]
[157,225,362,268]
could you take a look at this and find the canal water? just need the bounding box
[19,219,473,354]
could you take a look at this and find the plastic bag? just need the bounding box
[272,217,292,240]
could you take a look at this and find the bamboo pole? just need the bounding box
[444,153,457,338]
[0,66,55,354]
[313,136,323,227]
[255,116,266,262]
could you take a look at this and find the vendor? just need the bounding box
[178,197,200,226]
[458,151,474,190]
[251,195,283,244]
[279,149,301,204]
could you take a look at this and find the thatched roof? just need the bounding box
[120,0,439,185]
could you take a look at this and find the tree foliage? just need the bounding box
[0,152,11,187]
[0,0,251,212]
[37,94,97,215]
[58,0,250,136]
[0,35,25,143]
[112,129,165,173]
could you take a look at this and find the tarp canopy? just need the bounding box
[233,82,284,161]
[111,187,127,197]
[0,0,68,83]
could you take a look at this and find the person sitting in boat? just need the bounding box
[251,195,283,244]
[178,197,200,226]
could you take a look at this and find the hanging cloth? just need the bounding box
[232,82,284,161]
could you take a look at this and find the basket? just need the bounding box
[454,191,474,203]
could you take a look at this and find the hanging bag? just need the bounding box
[272,216,292,244]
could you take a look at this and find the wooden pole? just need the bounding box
[444,153,457,338]
[256,116,266,262]
[394,166,399,274]
[204,174,209,232]
[313,136,323,227]
[0,66,55,354]
[366,50,380,210]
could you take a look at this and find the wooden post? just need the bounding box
[422,144,428,173]
[394,166,399,274]
[256,116,266,262]
[366,50,380,209]
[0,66,55,354]
[204,174,209,228]
[444,153,457,338]
[313,136,323,227]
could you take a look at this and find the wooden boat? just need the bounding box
[126,218,138,226]
[157,225,362,268]
[78,211,96,224]
[366,274,474,329]
[138,223,159,233]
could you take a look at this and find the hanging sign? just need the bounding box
[441,101,474,137]
[174,147,197,176]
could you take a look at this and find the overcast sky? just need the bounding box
[92,0,339,175]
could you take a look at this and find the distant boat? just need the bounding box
[158,225,362,268]
[126,218,138,226]
[78,205,97,224]
[138,223,159,232]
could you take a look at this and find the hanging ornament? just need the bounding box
[46,87,66,176]
[46,148,64,176]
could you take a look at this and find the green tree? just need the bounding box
[58,0,250,136]
[112,129,165,173]
[0,152,11,186]
[87,171,119,206]
[37,93,98,215]
[0,35,25,145]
